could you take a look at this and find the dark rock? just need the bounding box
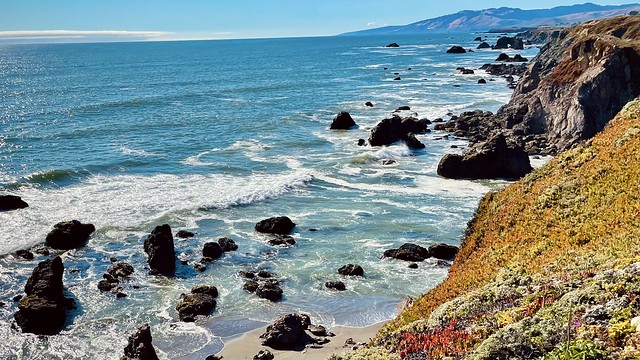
[257,270,272,278]
[496,53,510,62]
[98,280,117,292]
[357,139,366,146]
[253,350,274,360]
[385,43,400,48]
[14,256,69,335]
[396,106,411,111]
[203,242,223,259]
[428,243,459,260]
[0,195,28,211]
[255,216,296,234]
[244,280,259,293]
[330,111,357,130]
[13,295,22,302]
[191,285,218,298]
[494,36,524,50]
[404,133,426,150]
[393,77,401,81]
[365,101,374,107]
[45,220,95,250]
[408,263,419,269]
[110,257,118,262]
[176,293,217,322]
[268,235,296,246]
[34,247,50,256]
[477,42,491,49]
[480,63,527,76]
[143,224,175,276]
[384,243,431,262]
[437,132,532,179]
[240,271,256,279]
[512,54,528,62]
[218,237,238,252]
[175,230,195,239]
[381,160,396,166]
[205,356,222,360]
[369,115,429,147]
[459,68,475,75]
[256,282,283,302]
[121,324,159,360]
[260,314,309,350]
[474,36,483,41]
[193,263,206,272]
[116,292,128,299]
[325,281,346,291]
[308,324,329,337]
[446,46,466,54]
[107,263,134,280]
[337,264,364,277]
[16,250,34,260]
[478,79,487,84]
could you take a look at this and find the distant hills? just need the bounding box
[342,2,640,35]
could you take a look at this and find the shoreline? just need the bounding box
[216,320,388,360]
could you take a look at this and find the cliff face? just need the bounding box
[338,96,640,360]
[500,16,640,154]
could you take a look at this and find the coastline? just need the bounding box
[216,320,387,360]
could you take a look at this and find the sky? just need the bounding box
[0,0,637,43]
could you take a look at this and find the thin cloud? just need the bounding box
[0,30,171,42]
[367,22,377,27]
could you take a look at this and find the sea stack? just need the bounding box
[143,224,176,276]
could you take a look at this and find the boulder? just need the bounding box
[404,133,426,150]
[268,235,296,246]
[474,36,483,41]
[428,243,459,261]
[446,46,466,54]
[45,220,95,250]
[357,139,366,146]
[176,285,218,322]
[14,256,70,335]
[384,243,431,262]
[365,101,374,107]
[0,195,28,211]
[143,224,175,276]
[369,116,429,147]
[325,281,346,291]
[478,79,487,84]
[437,133,532,179]
[16,250,34,260]
[255,216,296,234]
[393,77,402,81]
[218,237,238,252]
[256,281,284,302]
[176,230,195,239]
[396,106,411,111]
[107,262,134,280]
[511,54,528,62]
[385,43,400,48]
[338,264,364,276]
[494,36,524,50]
[330,111,357,130]
[496,53,510,62]
[203,242,223,259]
[477,42,491,49]
[260,314,309,350]
[121,324,160,360]
[253,350,274,360]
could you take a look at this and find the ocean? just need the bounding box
[0,34,539,359]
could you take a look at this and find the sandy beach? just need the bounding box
[216,320,387,360]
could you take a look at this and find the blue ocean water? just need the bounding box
[0,34,539,359]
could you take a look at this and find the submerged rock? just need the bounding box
[143,224,175,276]
[330,111,357,130]
[338,264,364,276]
[268,235,296,246]
[175,230,195,239]
[255,216,296,234]
[0,195,28,211]
[45,220,96,250]
[217,237,238,252]
[325,281,346,291]
[121,324,160,360]
[385,43,400,48]
[14,256,70,335]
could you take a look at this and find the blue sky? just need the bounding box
[0,1,637,42]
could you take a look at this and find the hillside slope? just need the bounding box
[342,3,640,35]
[335,96,640,360]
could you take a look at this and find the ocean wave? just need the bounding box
[22,168,92,186]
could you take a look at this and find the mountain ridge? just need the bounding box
[342,2,640,35]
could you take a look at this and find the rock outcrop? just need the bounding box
[45,220,95,250]
[384,243,430,262]
[255,216,296,234]
[143,224,175,276]
[14,256,71,335]
[330,111,357,130]
[121,324,160,360]
[260,314,311,350]
[369,116,429,148]
[437,133,532,179]
[176,285,218,322]
[494,36,524,50]
[0,195,28,211]
[446,46,466,53]
[338,264,364,276]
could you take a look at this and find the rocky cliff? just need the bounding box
[500,16,640,154]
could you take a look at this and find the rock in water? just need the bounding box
[437,133,532,179]
[494,36,524,50]
[477,41,491,49]
[429,243,459,260]
[260,314,309,350]
[337,264,364,276]
[255,216,296,234]
[368,115,429,147]
[202,242,223,259]
[325,281,346,291]
[217,237,238,252]
[0,195,28,211]
[330,111,357,130]
[121,324,160,360]
[385,42,400,48]
[143,224,175,276]
[175,230,195,238]
[176,285,219,322]
[14,256,69,335]
[384,243,431,262]
[45,220,96,250]
[446,46,466,53]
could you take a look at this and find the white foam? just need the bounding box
[0,170,313,255]
[120,146,161,157]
